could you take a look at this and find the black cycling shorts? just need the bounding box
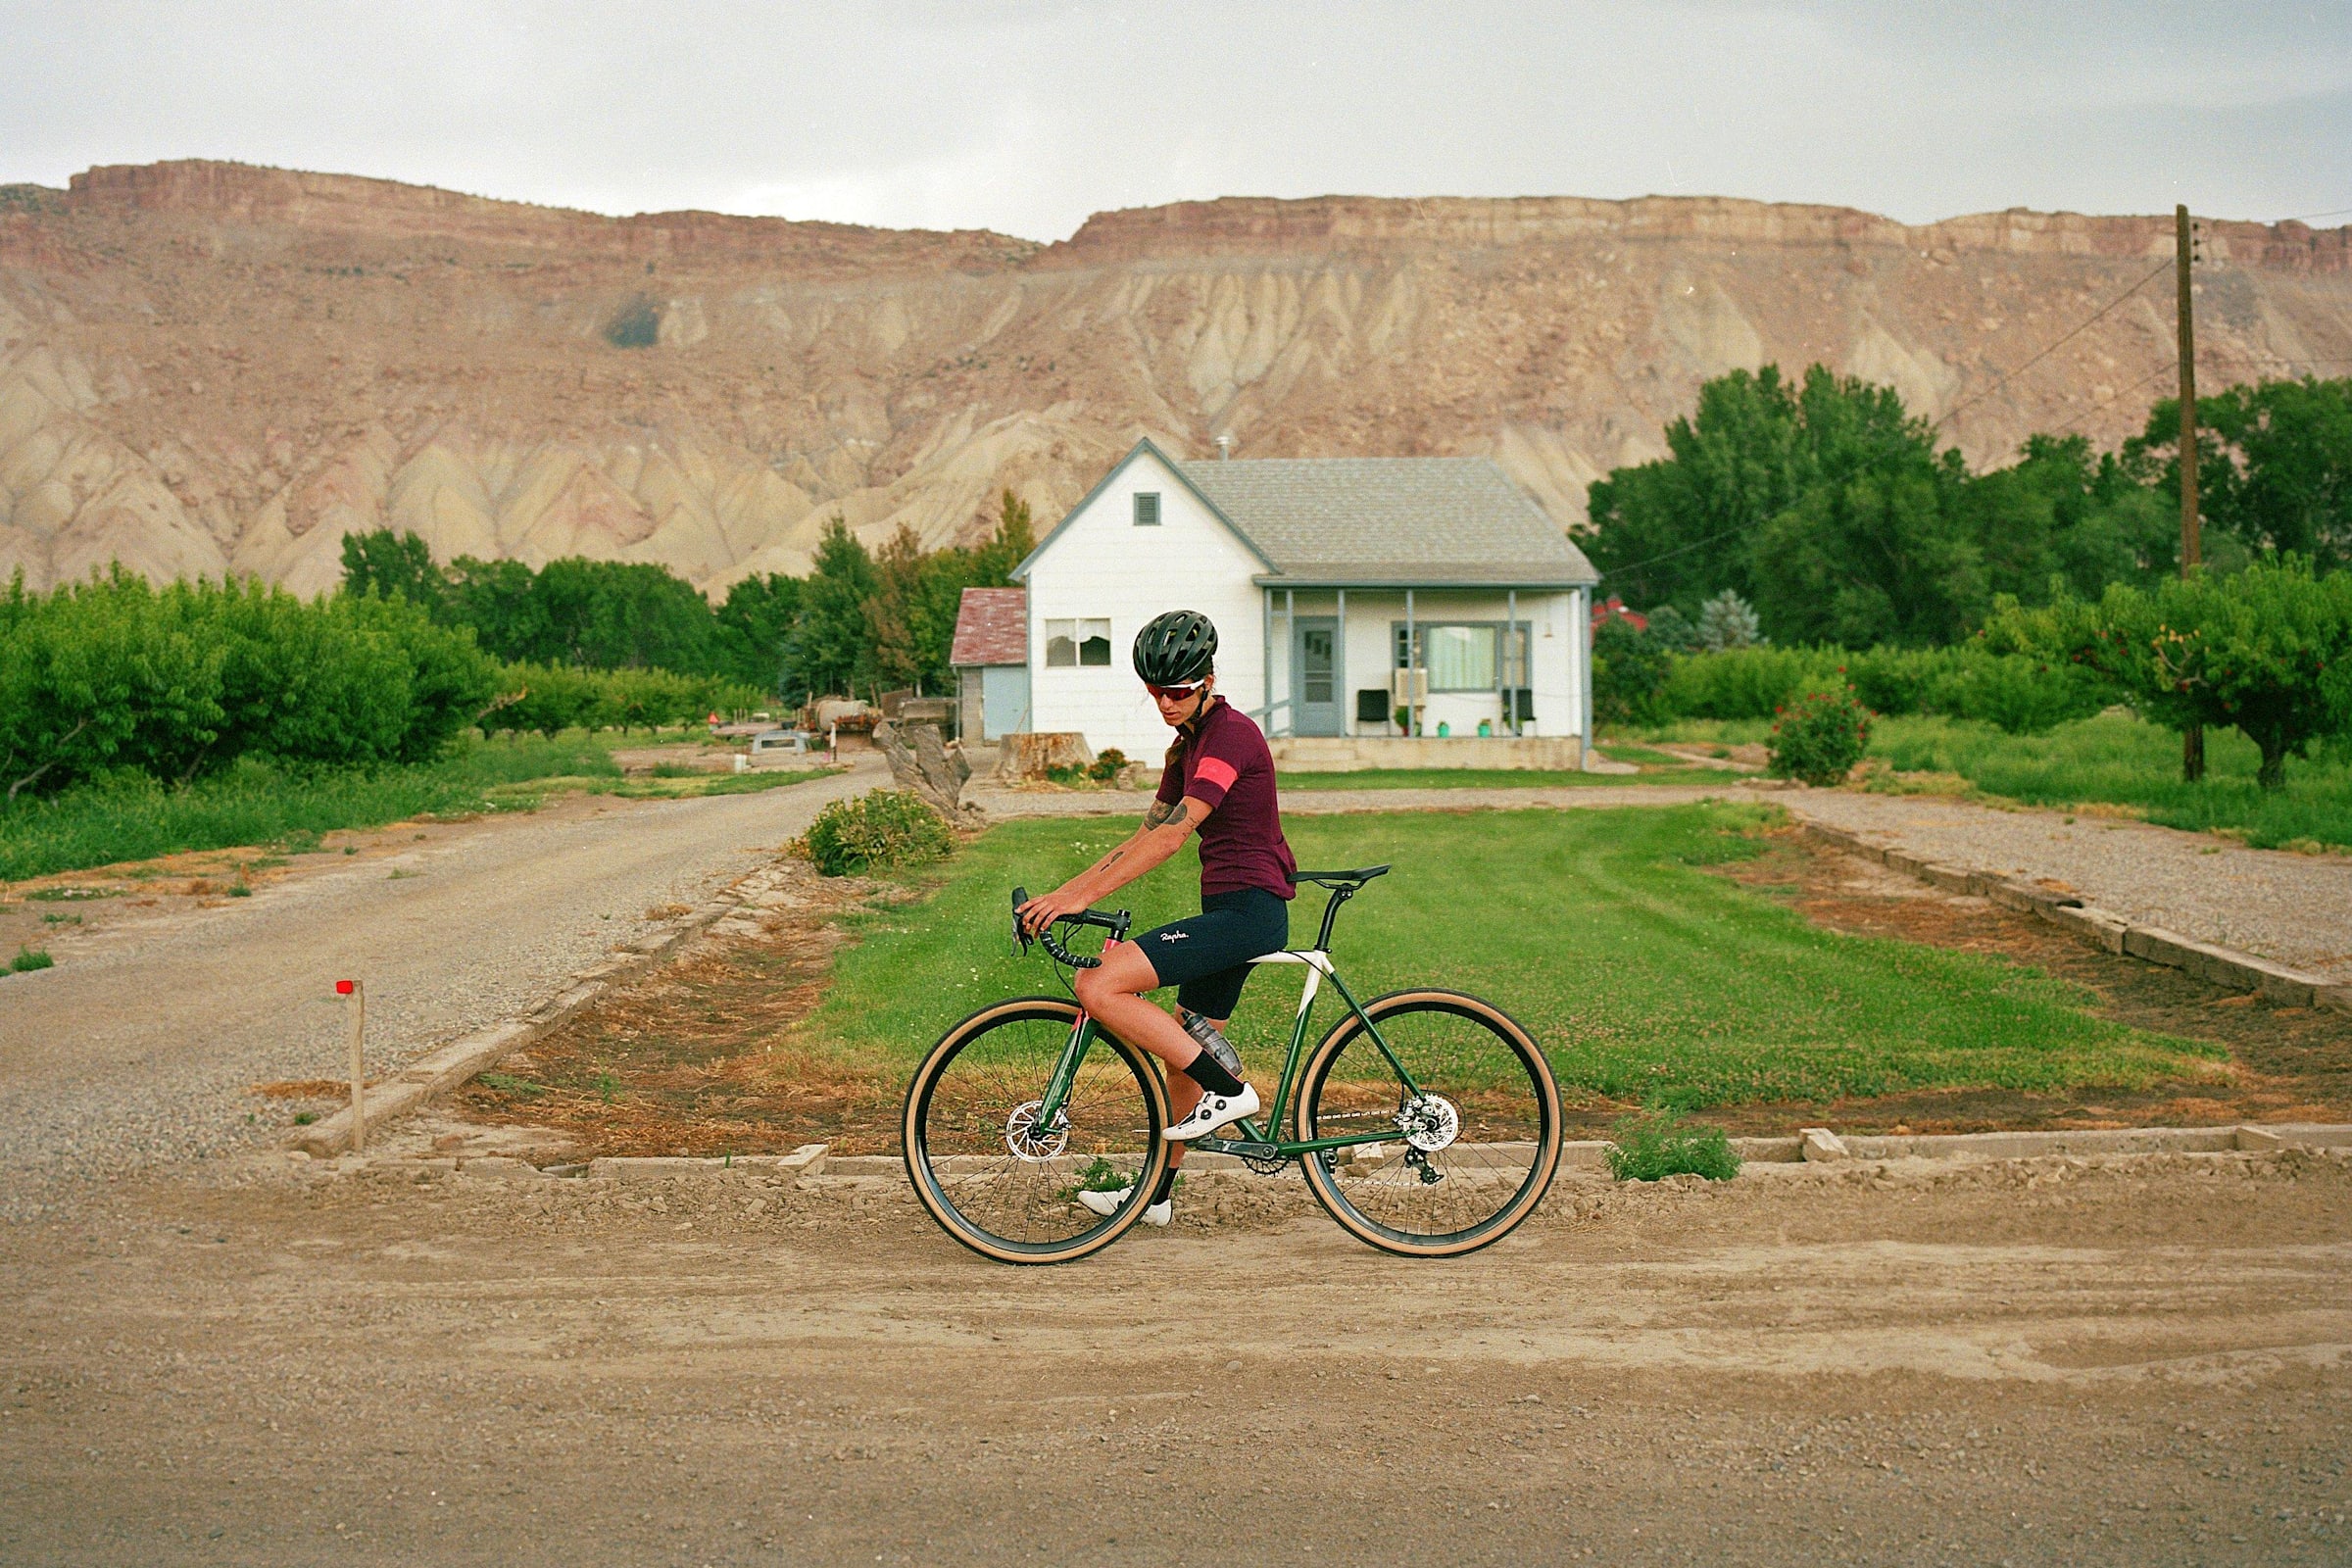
[1134,887,1291,1021]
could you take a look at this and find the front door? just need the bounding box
[1291,617,1341,736]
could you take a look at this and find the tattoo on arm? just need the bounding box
[1143,799,1179,829]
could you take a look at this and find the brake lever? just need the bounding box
[1010,886,1033,955]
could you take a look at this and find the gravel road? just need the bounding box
[3,1149,2346,1565]
[971,780,2352,982]
[1784,791,2352,983]
[0,763,871,1202]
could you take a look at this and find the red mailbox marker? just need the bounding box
[335,979,355,996]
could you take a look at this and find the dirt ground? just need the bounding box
[4,1149,2348,1567]
[434,830,2352,1162]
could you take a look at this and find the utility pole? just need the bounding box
[2175,204,2204,783]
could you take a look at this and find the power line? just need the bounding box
[1593,523,1751,583]
[2046,363,2173,438]
[1935,259,2172,428]
[2280,205,2352,223]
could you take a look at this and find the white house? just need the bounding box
[1009,440,1599,765]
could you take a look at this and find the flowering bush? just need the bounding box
[1767,683,1873,786]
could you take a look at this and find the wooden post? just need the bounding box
[2176,204,2206,783]
[345,979,367,1152]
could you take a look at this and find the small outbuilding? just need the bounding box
[949,586,1032,743]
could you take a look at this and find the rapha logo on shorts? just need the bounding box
[1158,931,1190,943]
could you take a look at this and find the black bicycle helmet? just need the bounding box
[1132,610,1217,685]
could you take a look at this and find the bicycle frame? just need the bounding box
[1032,944,1426,1163]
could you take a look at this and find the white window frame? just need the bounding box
[1045,617,1113,667]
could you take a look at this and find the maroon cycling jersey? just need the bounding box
[1155,696,1298,901]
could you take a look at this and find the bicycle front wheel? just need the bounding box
[1295,990,1561,1257]
[903,998,1170,1264]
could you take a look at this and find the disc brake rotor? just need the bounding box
[1396,1093,1461,1153]
[1004,1100,1070,1161]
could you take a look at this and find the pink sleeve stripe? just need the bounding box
[1193,757,1239,792]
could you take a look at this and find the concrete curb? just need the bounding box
[336,1121,2352,1186]
[285,863,808,1157]
[1794,819,2351,1012]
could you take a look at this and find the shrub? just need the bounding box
[1660,645,1834,720]
[1605,1109,1740,1181]
[1768,684,1873,785]
[1930,649,2107,735]
[800,790,954,877]
[1087,748,1130,784]
[9,947,55,974]
[1592,616,1673,724]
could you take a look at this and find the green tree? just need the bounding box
[1586,366,1807,615]
[444,557,551,664]
[788,517,879,701]
[1987,557,2352,788]
[714,572,803,694]
[1591,616,1673,725]
[533,558,718,671]
[2130,376,2352,572]
[338,528,449,616]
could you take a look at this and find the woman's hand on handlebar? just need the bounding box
[1016,885,1092,937]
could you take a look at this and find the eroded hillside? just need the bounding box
[2,162,2347,594]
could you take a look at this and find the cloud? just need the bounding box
[2,0,2346,238]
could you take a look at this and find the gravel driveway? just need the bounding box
[0,763,872,1203]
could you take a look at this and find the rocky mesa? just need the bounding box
[2,160,2348,597]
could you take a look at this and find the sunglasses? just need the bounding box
[1145,680,1207,702]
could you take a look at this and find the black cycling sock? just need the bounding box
[1180,1048,1245,1098]
[1151,1167,1178,1206]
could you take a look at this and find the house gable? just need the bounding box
[1013,438,1274,582]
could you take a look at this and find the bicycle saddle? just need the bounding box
[1287,864,1391,888]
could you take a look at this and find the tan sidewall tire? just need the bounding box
[902,998,1171,1265]
[1294,990,1562,1258]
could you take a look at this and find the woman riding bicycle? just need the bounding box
[1016,609,1297,1226]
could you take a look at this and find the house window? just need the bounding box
[1133,492,1161,526]
[1393,623,1530,692]
[1045,617,1112,667]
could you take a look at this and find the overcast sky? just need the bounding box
[5,1,2348,240]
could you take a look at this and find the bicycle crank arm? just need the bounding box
[1187,1136,1287,1163]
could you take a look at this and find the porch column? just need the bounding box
[1403,588,1416,738]
[1335,588,1348,736]
[1261,587,1273,726]
[1506,588,1519,736]
[1283,588,1295,738]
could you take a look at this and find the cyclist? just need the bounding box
[1016,609,1298,1225]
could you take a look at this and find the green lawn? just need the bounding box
[1635,710,2352,850]
[0,729,803,883]
[804,805,2219,1109]
[1277,765,1746,791]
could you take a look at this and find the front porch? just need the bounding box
[1269,734,1588,771]
[1248,584,1592,755]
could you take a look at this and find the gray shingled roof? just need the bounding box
[1174,456,1596,588]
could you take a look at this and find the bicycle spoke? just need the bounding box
[1299,994,1558,1254]
[906,1004,1164,1260]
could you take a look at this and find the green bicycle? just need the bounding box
[902,866,1564,1264]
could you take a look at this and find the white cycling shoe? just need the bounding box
[1164,1084,1260,1142]
[1076,1187,1171,1226]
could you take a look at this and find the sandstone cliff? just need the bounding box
[3,161,2347,597]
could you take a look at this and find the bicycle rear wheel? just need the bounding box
[1295,990,1561,1257]
[903,998,1170,1264]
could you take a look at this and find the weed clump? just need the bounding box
[800,790,954,877]
[9,947,55,973]
[1605,1109,1741,1182]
